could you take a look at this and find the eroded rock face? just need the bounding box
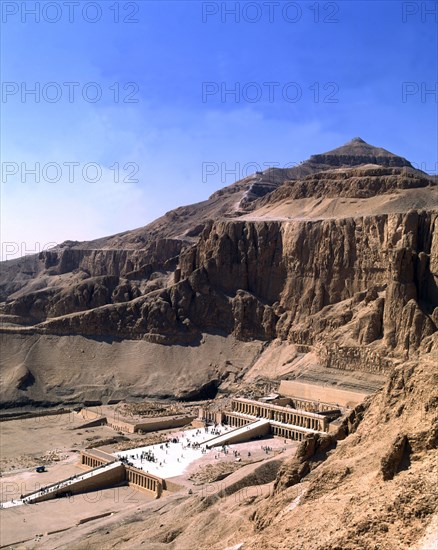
[247,360,437,550]
[380,433,410,481]
[175,212,437,354]
[258,166,431,204]
[3,212,437,359]
[0,238,184,302]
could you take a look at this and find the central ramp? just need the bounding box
[203,419,271,448]
[2,462,125,508]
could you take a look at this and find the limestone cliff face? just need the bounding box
[177,212,437,353]
[2,238,184,322]
[24,211,437,363]
[257,165,431,204]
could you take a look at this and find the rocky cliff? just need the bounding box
[247,355,438,550]
[12,211,434,354]
[1,138,437,405]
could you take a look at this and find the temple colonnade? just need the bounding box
[81,453,109,469]
[80,451,162,497]
[231,398,327,431]
[125,466,162,497]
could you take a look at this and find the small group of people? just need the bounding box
[202,423,222,436]
[208,424,222,436]
[140,450,158,464]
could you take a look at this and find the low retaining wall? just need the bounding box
[0,408,71,423]
[107,415,195,434]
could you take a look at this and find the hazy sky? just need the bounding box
[1,0,437,259]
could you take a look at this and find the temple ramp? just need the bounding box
[203,419,271,448]
[2,461,125,508]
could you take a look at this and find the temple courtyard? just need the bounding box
[0,385,361,546]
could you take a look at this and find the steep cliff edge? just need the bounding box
[5,212,436,351]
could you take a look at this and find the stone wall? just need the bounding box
[107,415,195,434]
[279,380,369,408]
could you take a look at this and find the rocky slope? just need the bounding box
[0,138,437,406]
[248,354,438,550]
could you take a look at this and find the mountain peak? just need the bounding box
[218,138,417,209]
[309,138,412,168]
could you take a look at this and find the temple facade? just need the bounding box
[199,396,343,440]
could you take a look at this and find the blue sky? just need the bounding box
[1,0,437,259]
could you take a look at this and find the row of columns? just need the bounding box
[127,468,159,493]
[223,418,311,441]
[231,400,325,431]
[199,409,216,422]
[271,425,305,441]
[81,453,106,468]
[128,470,157,493]
[79,453,163,498]
[272,412,322,431]
[226,414,251,428]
